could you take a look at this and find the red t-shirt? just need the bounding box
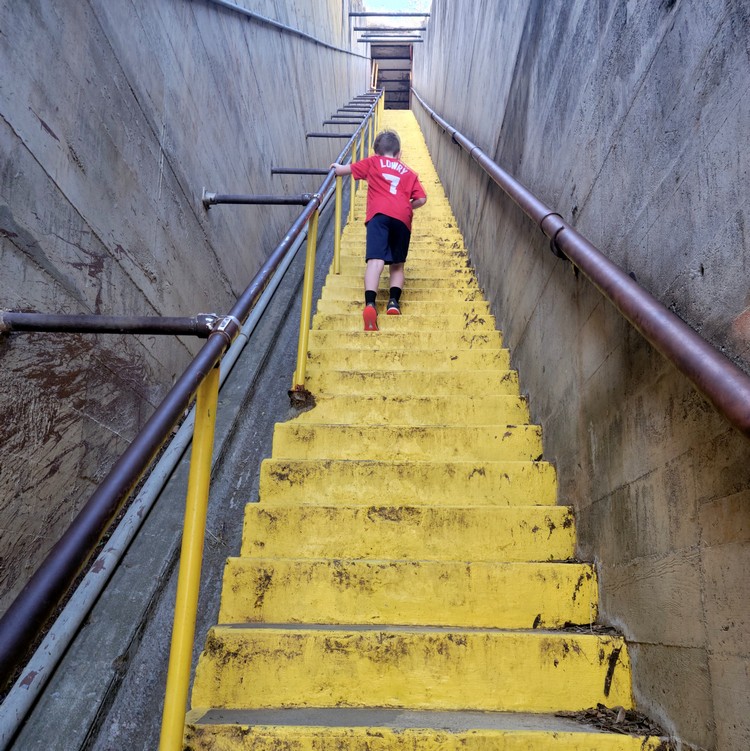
[350,154,426,231]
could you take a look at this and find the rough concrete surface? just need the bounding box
[0,0,367,613]
[414,1,749,749]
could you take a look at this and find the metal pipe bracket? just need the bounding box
[210,315,242,348]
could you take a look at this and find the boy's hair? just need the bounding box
[373,130,401,156]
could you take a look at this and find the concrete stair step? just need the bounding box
[315,299,490,316]
[335,259,478,277]
[321,286,487,302]
[185,708,666,751]
[312,312,496,332]
[337,250,471,265]
[324,273,481,288]
[191,625,633,712]
[305,369,519,397]
[294,394,528,425]
[305,347,510,372]
[271,424,542,462]
[218,558,597,628]
[307,330,503,350]
[240,504,576,561]
[259,459,556,506]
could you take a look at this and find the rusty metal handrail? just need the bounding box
[412,87,750,439]
[0,312,220,337]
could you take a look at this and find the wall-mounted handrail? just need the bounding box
[271,167,330,175]
[412,87,750,439]
[201,191,313,208]
[349,11,430,17]
[0,312,219,337]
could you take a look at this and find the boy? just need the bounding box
[331,130,427,331]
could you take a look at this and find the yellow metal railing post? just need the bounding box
[159,365,220,751]
[291,210,320,390]
[359,128,365,163]
[333,176,343,274]
[349,142,356,222]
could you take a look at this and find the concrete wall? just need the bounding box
[414,2,749,749]
[0,0,368,615]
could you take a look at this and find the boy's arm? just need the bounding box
[330,163,353,177]
[411,177,427,210]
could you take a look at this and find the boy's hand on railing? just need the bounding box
[331,163,352,177]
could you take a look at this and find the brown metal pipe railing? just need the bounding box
[271,167,330,176]
[358,38,423,43]
[202,191,313,208]
[349,11,430,17]
[307,132,356,139]
[0,312,218,337]
[353,26,427,31]
[0,91,380,686]
[412,87,750,439]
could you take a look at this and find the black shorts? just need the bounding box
[365,213,411,265]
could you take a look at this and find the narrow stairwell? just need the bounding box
[184,111,668,750]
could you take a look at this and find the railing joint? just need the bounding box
[209,315,242,348]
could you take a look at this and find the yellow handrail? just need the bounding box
[333,175,343,274]
[291,210,320,390]
[159,365,220,751]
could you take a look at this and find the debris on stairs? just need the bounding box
[184,110,671,750]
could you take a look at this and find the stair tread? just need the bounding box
[186,707,638,734]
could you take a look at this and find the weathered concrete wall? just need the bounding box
[0,0,368,615]
[414,2,749,749]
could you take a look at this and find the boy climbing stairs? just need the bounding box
[183,111,668,750]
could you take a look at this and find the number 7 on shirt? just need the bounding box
[383,173,401,195]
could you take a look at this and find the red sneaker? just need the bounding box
[363,303,378,331]
[386,298,401,315]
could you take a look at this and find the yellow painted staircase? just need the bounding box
[183,111,667,750]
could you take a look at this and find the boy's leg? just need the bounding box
[387,263,404,315]
[364,258,385,293]
[388,263,405,290]
[363,259,384,331]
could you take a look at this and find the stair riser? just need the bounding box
[321,287,487,302]
[305,370,519,397]
[192,629,633,712]
[272,425,543,462]
[337,253,472,267]
[240,506,576,561]
[184,725,665,751]
[324,275,481,289]
[294,395,529,425]
[316,301,491,316]
[308,331,503,350]
[219,559,598,628]
[334,263,479,278]
[259,460,557,506]
[312,314,497,332]
[306,349,510,372]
